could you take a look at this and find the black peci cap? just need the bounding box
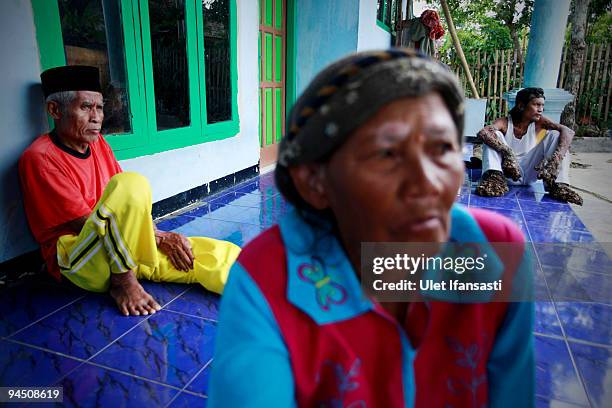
[40,65,102,98]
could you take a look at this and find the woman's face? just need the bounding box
[316,93,464,259]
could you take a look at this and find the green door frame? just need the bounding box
[258,0,296,167]
[286,0,297,114]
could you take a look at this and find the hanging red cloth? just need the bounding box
[420,9,445,40]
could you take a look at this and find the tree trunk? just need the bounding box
[561,0,590,129]
[509,25,524,65]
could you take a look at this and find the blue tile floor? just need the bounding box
[1,170,611,407]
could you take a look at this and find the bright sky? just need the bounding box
[412,0,431,16]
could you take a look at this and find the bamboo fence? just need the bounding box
[441,41,611,130]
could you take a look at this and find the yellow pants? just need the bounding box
[57,172,241,294]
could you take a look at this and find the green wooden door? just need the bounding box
[259,0,285,167]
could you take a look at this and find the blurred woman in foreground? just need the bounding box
[209,49,534,408]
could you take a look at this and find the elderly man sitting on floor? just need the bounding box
[20,66,240,316]
[475,87,583,205]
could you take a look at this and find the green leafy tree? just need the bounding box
[562,0,611,130]
[565,0,611,44]
[490,0,533,64]
[562,0,591,130]
[425,0,533,63]
[586,11,611,43]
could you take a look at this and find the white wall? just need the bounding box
[120,0,260,202]
[0,0,47,262]
[357,0,392,51]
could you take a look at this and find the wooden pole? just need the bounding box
[504,50,511,115]
[493,50,499,115]
[604,52,612,125]
[499,50,505,116]
[512,48,518,90]
[486,52,492,98]
[577,43,592,119]
[520,35,527,84]
[598,44,611,125]
[585,44,599,119]
[593,44,605,122]
[559,46,567,89]
[476,50,483,96]
[440,0,480,98]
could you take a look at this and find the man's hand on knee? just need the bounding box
[156,231,195,271]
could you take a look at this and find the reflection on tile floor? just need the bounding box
[1,169,610,407]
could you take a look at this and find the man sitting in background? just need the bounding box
[475,87,583,205]
[20,66,240,316]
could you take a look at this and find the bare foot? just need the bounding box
[545,182,584,205]
[110,270,161,316]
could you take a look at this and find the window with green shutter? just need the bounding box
[31,0,239,160]
[376,0,399,34]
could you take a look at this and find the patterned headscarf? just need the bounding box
[277,48,465,167]
[275,48,465,219]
